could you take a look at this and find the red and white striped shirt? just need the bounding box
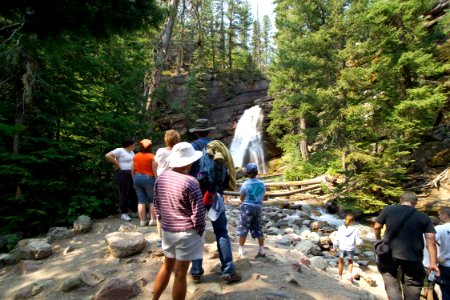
[154,170,205,236]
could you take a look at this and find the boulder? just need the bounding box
[14,239,52,260]
[310,256,328,270]
[295,240,315,255]
[80,270,105,286]
[0,253,16,266]
[105,232,146,258]
[95,277,140,300]
[60,277,82,292]
[310,221,324,231]
[47,227,73,242]
[73,215,93,233]
[15,260,42,275]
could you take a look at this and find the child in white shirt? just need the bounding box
[333,213,363,282]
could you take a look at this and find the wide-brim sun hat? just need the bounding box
[189,118,216,133]
[168,142,203,168]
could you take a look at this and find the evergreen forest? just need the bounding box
[0,0,448,241]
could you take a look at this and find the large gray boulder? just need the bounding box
[14,238,52,260]
[105,232,145,258]
[310,256,328,270]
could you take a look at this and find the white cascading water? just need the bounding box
[229,105,267,174]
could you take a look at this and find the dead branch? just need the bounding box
[224,184,322,197]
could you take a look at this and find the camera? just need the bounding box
[431,277,447,286]
[428,271,448,287]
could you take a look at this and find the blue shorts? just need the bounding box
[339,250,355,259]
[236,204,263,239]
[133,173,155,205]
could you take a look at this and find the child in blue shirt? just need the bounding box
[237,163,266,258]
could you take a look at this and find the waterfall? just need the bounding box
[230,105,267,174]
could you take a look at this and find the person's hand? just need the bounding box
[429,264,440,277]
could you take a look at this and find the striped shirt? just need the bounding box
[154,170,205,236]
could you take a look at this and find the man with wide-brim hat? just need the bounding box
[189,118,216,133]
[152,142,205,300]
[188,119,242,284]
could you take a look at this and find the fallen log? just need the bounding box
[224,184,322,197]
[263,175,334,187]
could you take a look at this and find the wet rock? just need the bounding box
[74,215,93,233]
[277,219,290,227]
[267,227,280,235]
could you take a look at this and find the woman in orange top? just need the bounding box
[132,139,158,226]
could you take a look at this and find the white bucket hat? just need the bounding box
[168,142,203,168]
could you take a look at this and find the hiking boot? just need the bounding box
[121,214,131,221]
[223,272,241,283]
[191,274,202,283]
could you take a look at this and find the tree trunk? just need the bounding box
[299,117,310,160]
[146,0,180,112]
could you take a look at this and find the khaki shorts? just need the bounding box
[161,230,205,261]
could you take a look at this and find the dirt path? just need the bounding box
[0,215,388,300]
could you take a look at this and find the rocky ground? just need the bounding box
[0,202,388,300]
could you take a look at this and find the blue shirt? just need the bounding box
[240,178,265,207]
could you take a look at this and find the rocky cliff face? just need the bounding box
[154,77,281,160]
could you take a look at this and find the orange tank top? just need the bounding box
[133,152,155,176]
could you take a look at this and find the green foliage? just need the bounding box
[0,3,162,236]
[268,0,448,212]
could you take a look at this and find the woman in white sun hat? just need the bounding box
[152,142,205,300]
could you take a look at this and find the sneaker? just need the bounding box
[148,219,157,226]
[121,214,131,221]
[223,272,241,283]
[191,274,202,283]
[255,252,266,258]
[139,220,148,227]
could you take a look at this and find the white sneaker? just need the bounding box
[121,214,131,221]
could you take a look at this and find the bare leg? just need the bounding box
[172,260,191,300]
[338,257,344,277]
[150,203,157,221]
[347,259,353,281]
[257,236,264,247]
[152,256,175,300]
[239,236,246,247]
[138,203,147,222]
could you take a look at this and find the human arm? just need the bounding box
[131,162,135,178]
[105,150,120,169]
[425,232,440,276]
[374,222,383,240]
[152,159,158,180]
